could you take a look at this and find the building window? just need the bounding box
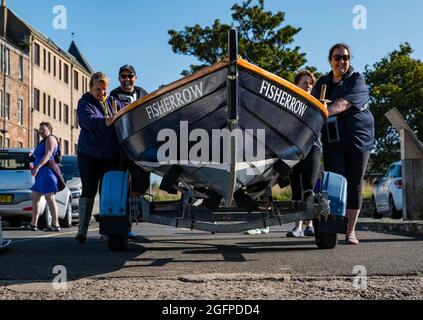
[74,70,79,91]
[64,104,69,124]
[59,60,62,80]
[64,63,69,84]
[48,95,51,117]
[64,140,69,155]
[33,88,40,111]
[59,101,62,122]
[18,99,23,126]
[5,48,10,76]
[33,43,40,66]
[48,52,51,73]
[5,93,10,120]
[43,49,46,71]
[33,129,40,147]
[19,56,24,81]
[0,90,2,118]
[53,98,56,119]
[53,56,56,77]
[5,138,9,148]
[74,110,79,129]
[43,92,46,114]
[74,144,77,155]
[17,142,23,148]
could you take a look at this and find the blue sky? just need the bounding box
[7,0,423,92]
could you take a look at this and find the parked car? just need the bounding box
[372,161,403,219]
[60,155,81,220]
[0,148,73,228]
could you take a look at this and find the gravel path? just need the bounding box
[1,274,422,300]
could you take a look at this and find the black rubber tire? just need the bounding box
[315,232,338,249]
[389,196,403,219]
[372,197,384,219]
[60,201,73,228]
[37,207,51,229]
[7,217,22,228]
[108,234,128,251]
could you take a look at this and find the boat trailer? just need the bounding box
[99,171,348,251]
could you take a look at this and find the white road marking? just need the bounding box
[9,228,100,244]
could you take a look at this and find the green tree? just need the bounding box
[364,43,423,171]
[168,0,316,81]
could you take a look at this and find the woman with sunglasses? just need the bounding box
[75,72,124,243]
[312,43,375,245]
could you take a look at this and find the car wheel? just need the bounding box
[60,201,73,228]
[107,234,128,251]
[315,232,338,249]
[389,196,403,219]
[37,206,51,229]
[8,217,22,228]
[372,196,384,219]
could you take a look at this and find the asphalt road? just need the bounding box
[1,218,422,300]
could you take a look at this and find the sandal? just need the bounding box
[24,224,38,231]
[345,234,359,245]
[44,225,61,232]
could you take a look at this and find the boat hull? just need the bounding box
[114,59,326,203]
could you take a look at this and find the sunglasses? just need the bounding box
[120,74,135,79]
[332,54,350,62]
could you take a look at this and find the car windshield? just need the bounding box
[0,152,31,170]
[390,165,402,178]
[60,158,80,181]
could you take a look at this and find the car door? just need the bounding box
[381,165,396,212]
[376,168,391,212]
[373,174,386,213]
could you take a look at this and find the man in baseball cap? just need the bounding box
[110,65,148,106]
[111,65,150,240]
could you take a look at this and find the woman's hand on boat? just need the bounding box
[105,115,117,127]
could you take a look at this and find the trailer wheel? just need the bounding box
[108,234,128,251]
[315,232,338,249]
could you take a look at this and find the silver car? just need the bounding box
[372,161,403,219]
[0,148,73,228]
[60,155,83,221]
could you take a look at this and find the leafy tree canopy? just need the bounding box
[168,0,317,80]
[364,43,423,171]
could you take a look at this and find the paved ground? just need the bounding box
[0,220,422,300]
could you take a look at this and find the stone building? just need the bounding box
[0,1,92,153]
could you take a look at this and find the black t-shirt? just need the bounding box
[312,67,375,152]
[110,86,148,106]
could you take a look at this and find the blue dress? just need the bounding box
[31,139,59,195]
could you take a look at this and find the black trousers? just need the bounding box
[119,149,150,195]
[290,146,322,201]
[322,147,371,210]
[77,153,120,200]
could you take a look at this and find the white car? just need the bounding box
[60,155,82,219]
[372,161,403,219]
[0,148,73,228]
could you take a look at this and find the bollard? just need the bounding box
[0,216,11,252]
[0,216,3,244]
